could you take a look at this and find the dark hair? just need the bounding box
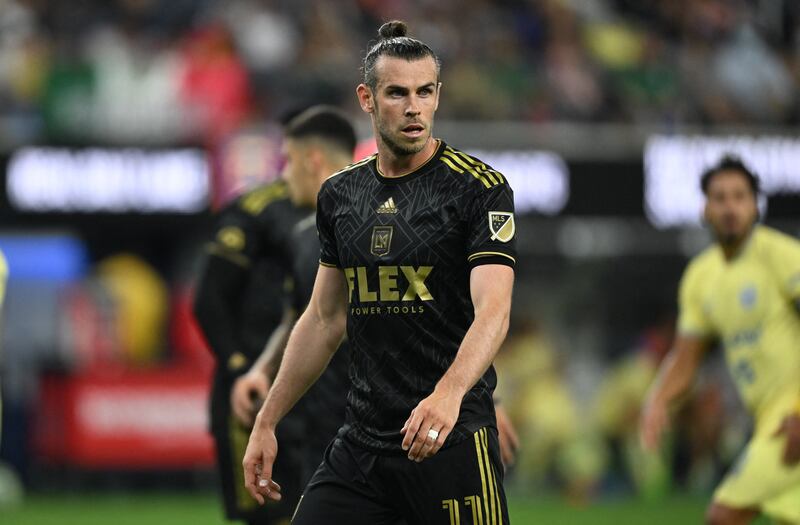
[362,20,440,89]
[284,105,357,156]
[700,155,761,196]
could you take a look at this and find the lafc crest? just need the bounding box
[488,212,514,242]
[371,226,393,256]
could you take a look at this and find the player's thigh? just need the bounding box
[714,430,800,511]
[394,427,509,525]
[292,438,401,525]
[291,478,403,525]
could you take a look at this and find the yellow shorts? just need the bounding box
[714,395,800,523]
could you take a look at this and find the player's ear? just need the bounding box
[310,147,326,173]
[357,84,374,114]
[434,81,442,112]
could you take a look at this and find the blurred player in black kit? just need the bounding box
[243,21,516,524]
[195,106,356,523]
[230,105,357,485]
[194,179,304,524]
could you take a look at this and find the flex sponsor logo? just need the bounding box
[343,265,433,315]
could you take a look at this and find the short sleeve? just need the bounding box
[317,181,340,268]
[466,182,516,269]
[677,263,714,338]
[768,233,800,302]
[206,207,260,268]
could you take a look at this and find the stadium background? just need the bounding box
[1,0,799,523]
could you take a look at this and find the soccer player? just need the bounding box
[230,106,357,485]
[243,20,515,524]
[0,249,6,439]
[640,156,800,525]
[194,146,310,523]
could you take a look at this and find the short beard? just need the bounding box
[378,126,426,156]
[713,222,754,249]
[374,106,428,157]
[715,231,740,246]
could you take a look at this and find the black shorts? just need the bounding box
[291,427,509,525]
[210,374,306,524]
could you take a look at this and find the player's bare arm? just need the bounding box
[242,265,348,504]
[640,335,710,451]
[401,264,513,462]
[230,308,298,427]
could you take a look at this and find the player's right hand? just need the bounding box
[639,399,669,451]
[495,404,520,467]
[242,421,282,505]
[231,370,270,427]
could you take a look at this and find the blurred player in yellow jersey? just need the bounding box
[0,250,6,437]
[640,156,800,525]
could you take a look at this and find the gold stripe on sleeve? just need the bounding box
[447,148,503,186]
[467,252,516,264]
[441,156,493,189]
[447,147,506,185]
[442,151,496,188]
[318,260,339,268]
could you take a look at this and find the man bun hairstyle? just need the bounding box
[700,154,761,196]
[378,20,408,40]
[362,20,441,89]
[285,105,357,157]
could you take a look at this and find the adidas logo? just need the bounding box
[376,197,398,214]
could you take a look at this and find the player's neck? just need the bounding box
[376,137,438,178]
[718,226,755,261]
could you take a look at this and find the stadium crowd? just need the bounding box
[0,0,799,146]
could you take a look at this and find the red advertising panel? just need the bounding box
[35,368,215,469]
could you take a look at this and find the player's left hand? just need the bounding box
[401,386,461,462]
[231,370,270,427]
[772,412,800,467]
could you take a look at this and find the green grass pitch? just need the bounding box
[1,492,734,525]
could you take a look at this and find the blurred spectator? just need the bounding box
[594,316,675,499]
[1,0,800,146]
[179,25,252,143]
[495,317,607,501]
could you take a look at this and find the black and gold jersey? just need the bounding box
[316,140,516,454]
[199,181,310,374]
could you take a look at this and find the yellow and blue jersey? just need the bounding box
[678,225,800,417]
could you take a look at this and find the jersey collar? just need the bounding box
[370,139,445,185]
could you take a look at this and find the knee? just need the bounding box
[705,503,753,525]
[706,504,732,525]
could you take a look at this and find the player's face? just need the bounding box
[362,56,440,156]
[281,139,315,207]
[704,170,758,245]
